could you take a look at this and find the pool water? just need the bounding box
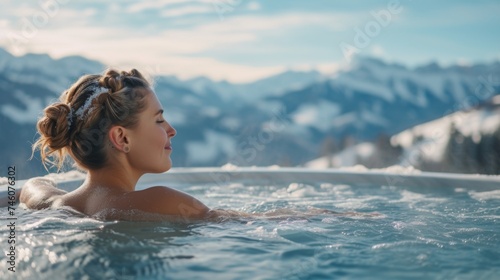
[2,181,499,279]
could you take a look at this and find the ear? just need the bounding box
[108,125,130,152]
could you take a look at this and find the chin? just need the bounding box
[147,161,172,174]
[160,161,172,173]
[162,165,172,172]
[149,167,170,174]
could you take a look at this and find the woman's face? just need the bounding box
[127,89,176,173]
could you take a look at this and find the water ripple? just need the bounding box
[2,181,499,279]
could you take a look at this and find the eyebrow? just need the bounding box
[155,109,164,116]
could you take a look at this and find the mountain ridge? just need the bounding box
[1,47,499,179]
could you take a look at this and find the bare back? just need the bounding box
[20,178,210,221]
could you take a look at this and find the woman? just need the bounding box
[20,69,361,221]
[21,69,212,221]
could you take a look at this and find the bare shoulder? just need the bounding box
[20,177,67,209]
[113,186,209,219]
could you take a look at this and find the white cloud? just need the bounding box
[82,8,97,17]
[246,1,261,11]
[126,0,185,13]
[108,3,121,13]
[0,3,358,82]
[2,3,44,18]
[0,24,281,82]
[397,2,500,28]
[1,0,497,85]
[161,5,214,17]
[126,0,213,13]
[290,62,344,77]
[456,58,471,67]
[198,12,353,33]
[118,55,286,83]
[0,19,9,28]
[370,45,386,57]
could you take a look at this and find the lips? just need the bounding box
[164,144,172,150]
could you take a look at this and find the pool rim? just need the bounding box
[1,167,500,207]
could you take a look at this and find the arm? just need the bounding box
[19,177,67,209]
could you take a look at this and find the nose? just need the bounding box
[166,121,176,138]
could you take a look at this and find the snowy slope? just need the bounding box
[306,95,500,173]
[0,50,104,124]
[0,49,104,94]
[391,95,500,164]
[305,142,376,168]
[182,69,325,102]
[271,56,500,143]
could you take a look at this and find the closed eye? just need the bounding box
[155,109,165,123]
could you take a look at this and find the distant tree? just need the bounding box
[494,126,500,174]
[370,133,402,168]
[320,136,337,168]
[477,133,497,174]
[443,121,500,174]
[444,122,466,172]
[462,135,478,173]
[341,135,356,149]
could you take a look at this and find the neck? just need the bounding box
[85,164,142,193]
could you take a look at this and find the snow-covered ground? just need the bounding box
[392,95,500,165]
[305,95,500,170]
[305,143,376,168]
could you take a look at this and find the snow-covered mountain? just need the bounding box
[172,69,325,103]
[1,48,499,178]
[391,95,500,174]
[270,56,500,141]
[0,48,104,95]
[306,95,500,174]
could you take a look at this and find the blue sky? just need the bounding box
[1,0,499,82]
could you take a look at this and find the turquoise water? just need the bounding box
[1,181,499,279]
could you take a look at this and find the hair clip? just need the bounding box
[74,85,109,120]
[67,104,74,130]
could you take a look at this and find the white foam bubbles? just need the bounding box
[468,189,500,201]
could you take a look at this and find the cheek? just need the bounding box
[149,126,167,148]
[134,126,164,153]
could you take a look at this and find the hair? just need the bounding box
[33,68,151,171]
